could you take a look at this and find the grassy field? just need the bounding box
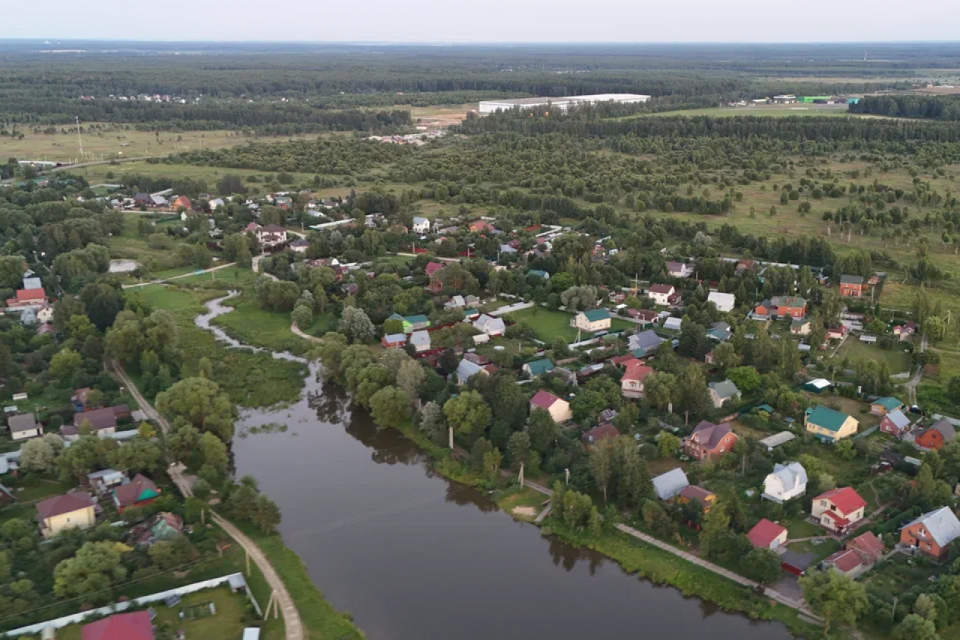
[69,160,321,190]
[213,293,333,356]
[507,307,633,343]
[637,105,860,118]
[827,339,912,373]
[9,125,326,164]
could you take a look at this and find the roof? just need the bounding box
[747,518,787,548]
[884,409,911,430]
[581,308,611,322]
[36,491,94,521]
[581,424,620,444]
[925,419,957,443]
[14,288,46,302]
[82,611,154,640]
[905,507,960,547]
[689,420,735,449]
[530,390,563,410]
[770,295,807,308]
[769,462,808,492]
[410,330,431,346]
[805,405,852,432]
[874,397,903,411]
[524,359,555,376]
[7,414,38,434]
[403,314,429,325]
[649,283,675,294]
[804,378,832,391]
[779,550,816,572]
[759,431,796,448]
[708,380,740,400]
[678,485,715,504]
[663,317,683,331]
[74,406,118,430]
[425,261,445,276]
[707,292,736,310]
[622,364,654,383]
[630,330,664,352]
[456,359,486,382]
[840,275,864,285]
[652,468,689,500]
[825,549,863,573]
[412,216,429,225]
[814,487,866,515]
[849,531,885,558]
[113,474,160,508]
[666,261,688,273]
[383,333,406,344]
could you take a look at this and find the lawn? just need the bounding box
[784,517,823,539]
[213,294,333,356]
[507,307,633,343]
[497,487,548,522]
[813,395,881,430]
[9,477,77,503]
[784,538,842,562]
[827,339,912,374]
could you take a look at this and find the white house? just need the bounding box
[256,224,288,248]
[648,284,676,306]
[707,292,736,313]
[708,380,741,408]
[662,317,683,332]
[574,309,612,332]
[412,217,431,234]
[409,330,432,353]
[762,462,808,503]
[666,261,693,278]
[456,359,488,385]
[8,414,42,441]
[473,314,505,337]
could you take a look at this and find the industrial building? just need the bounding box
[478,93,651,114]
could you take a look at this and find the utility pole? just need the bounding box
[76,116,84,157]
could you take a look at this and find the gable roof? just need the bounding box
[815,487,866,515]
[689,420,735,449]
[36,492,95,521]
[383,333,406,344]
[409,330,431,347]
[7,414,38,434]
[412,216,429,225]
[905,507,960,547]
[524,359,555,376]
[649,283,675,295]
[113,474,160,508]
[849,531,884,559]
[884,409,911,430]
[805,405,852,432]
[82,611,154,640]
[707,291,735,310]
[708,380,740,400]
[874,397,903,411]
[74,406,118,430]
[925,419,957,442]
[769,462,808,492]
[622,363,654,383]
[747,518,787,548]
[403,314,429,325]
[770,295,806,308]
[14,288,46,302]
[825,548,863,573]
[678,485,715,504]
[840,275,864,285]
[581,423,619,444]
[456,359,486,382]
[581,308,610,322]
[630,330,664,352]
[663,317,683,331]
[530,390,563,410]
[652,468,689,500]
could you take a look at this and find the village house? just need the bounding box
[915,419,956,451]
[762,462,808,503]
[683,421,739,461]
[629,330,664,357]
[677,485,717,513]
[474,314,506,337]
[573,308,611,333]
[621,363,654,399]
[134,511,185,547]
[289,238,310,254]
[665,261,693,278]
[581,423,619,448]
[468,219,493,233]
[747,518,788,550]
[899,507,960,561]
[708,380,741,409]
[171,195,192,211]
[401,314,431,333]
[412,216,431,234]
[628,309,661,326]
[790,318,812,336]
[529,390,572,423]
[113,474,161,514]
[82,611,154,640]
[522,359,555,378]
[770,295,808,319]
[256,224,288,248]
[409,330,431,353]
[871,396,904,416]
[805,405,859,443]
[812,487,867,535]
[653,468,689,500]
[839,275,865,297]
[5,288,47,310]
[648,284,678,307]
[381,333,407,349]
[707,291,735,313]
[86,469,127,494]
[36,491,97,538]
[7,414,42,440]
[65,405,125,438]
[707,321,732,342]
[879,409,911,438]
[894,321,917,342]
[822,531,885,577]
[456,358,488,385]
[425,261,445,292]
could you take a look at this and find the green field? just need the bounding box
[70,160,321,191]
[827,338,912,374]
[214,293,333,356]
[507,307,633,343]
[637,105,861,118]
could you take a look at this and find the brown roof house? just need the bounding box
[36,491,97,538]
[822,531,885,577]
[683,421,739,461]
[7,414,42,441]
[64,406,126,439]
[113,474,161,514]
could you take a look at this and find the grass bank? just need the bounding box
[213,294,334,357]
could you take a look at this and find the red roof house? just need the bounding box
[529,390,572,423]
[581,423,620,447]
[621,363,653,398]
[82,611,154,640]
[6,288,47,308]
[112,474,161,513]
[812,487,867,534]
[747,518,788,550]
[426,261,445,292]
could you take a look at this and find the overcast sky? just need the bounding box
[7,0,960,43]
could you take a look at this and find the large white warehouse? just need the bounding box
[478,93,651,115]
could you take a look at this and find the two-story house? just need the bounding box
[805,405,859,443]
[666,261,693,278]
[36,492,97,538]
[762,462,808,503]
[573,309,611,333]
[915,419,956,451]
[812,487,866,535]
[621,363,653,399]
[412,217,431,234]
[839,275,865,297]
[648,284,678,307]
[682,421,739,461]
[900,507,960,561]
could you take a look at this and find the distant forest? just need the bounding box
[851,94,960,120]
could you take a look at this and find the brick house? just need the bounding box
[879,409,911,438]
[682,421,738,461]
[425,261,445,292]
[769,295,808,319]
[839,275,865,297]
[915,419,956,451]
[621,363,653,398]
[900,507,960,561]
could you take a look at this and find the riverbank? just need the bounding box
[183,289,818,640]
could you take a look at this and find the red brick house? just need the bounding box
[682,421,738,461]
[770,296,807,319]
[425,261,445,292]
[915,419,956,451]
[900,507,960,561]
[839,275,865,297]
[879,409,911,438]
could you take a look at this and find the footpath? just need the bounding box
[110,362,305,640]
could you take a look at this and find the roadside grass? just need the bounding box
[233,522,364,640]
[498,487,548,522]
[133,285,306,407]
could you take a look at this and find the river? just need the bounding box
[197,294,794,640]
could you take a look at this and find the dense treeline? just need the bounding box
[851,94,960,121]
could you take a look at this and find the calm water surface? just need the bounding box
[199,295,794,640]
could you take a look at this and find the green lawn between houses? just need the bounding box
[508,306,634,343]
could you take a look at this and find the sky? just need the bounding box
[6,0,960,43]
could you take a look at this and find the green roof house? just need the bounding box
[574,308,612,332]
[805,406,859,442]
[871,397,904,416]
[522,359,555,378]
[402,314,431,333]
